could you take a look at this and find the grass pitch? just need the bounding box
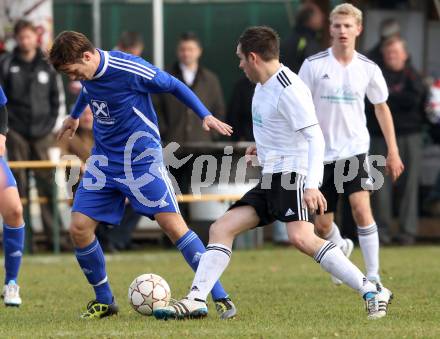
[1,246,440,338]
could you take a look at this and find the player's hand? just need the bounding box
[245,145,257,165]
[385,151,404,182]
[0,134,6,157]
[202,115,233,136]
[57,116,80,141]
[303,188,327,215]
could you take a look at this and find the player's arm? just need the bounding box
[133,67,233,136]
[163,77,233,136]
[300,124,327,214]
[367,65,404,182]
[0,104,7,156]
[373,102,404,181]
[278,84,326,214]
[0,87,8,156]
[57,89,87,140]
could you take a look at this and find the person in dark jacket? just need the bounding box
[156,32,225,213]
[157,32,225,145]
[280,1,325,73]
[367,18,401,67]
[368,36,427,245]
[0,20,65,250]
[226,77,255,142]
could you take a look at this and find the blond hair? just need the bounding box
[330,3,362,25]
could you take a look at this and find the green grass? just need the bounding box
[1,246,440,338]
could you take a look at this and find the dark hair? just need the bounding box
[296,6,315,27]
[117,31,144,50]
[178,31,202,47]
[49,31,95,70]
[238,26,279,61]
[14,19,36,36]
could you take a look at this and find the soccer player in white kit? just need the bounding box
[154,26,389,320]
[299,3,404,315]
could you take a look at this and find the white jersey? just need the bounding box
[252,65,319,175]
[298,48,388,162]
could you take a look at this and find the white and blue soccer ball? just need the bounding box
[128,273,171,316]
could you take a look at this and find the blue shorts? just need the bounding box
[0,157,17,188]
[72,163,180,225]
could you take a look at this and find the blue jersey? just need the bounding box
[70,49,211,171]
[0,86,7,107]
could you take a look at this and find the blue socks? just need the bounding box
[74,231,227,304]
[75,238,113,304]
[3,224,25,284]
[176,230,228,300]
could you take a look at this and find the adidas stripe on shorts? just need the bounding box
[228,172,310,226]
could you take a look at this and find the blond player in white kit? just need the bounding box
[299,3,404,315]
[154,26,390,321]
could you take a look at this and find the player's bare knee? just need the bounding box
[159,219,187,243]
[3,204,23,226]
[351,206,371,226]
[69,222,90,245]
[209,221,230,241]
[288,232,308,253]
[314,221,331,238]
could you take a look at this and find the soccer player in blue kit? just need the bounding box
[0,86,25,307]
[49,31,236,319]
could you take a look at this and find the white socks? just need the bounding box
[315,241,376,296]
[324,222,346,248]
[357,223,380,282]
[187,243,232,301]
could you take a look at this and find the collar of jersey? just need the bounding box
[328,47,358,68]
[260,64,284,87]
[93,49,109,79]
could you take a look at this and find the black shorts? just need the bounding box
[321,153,373,213]
[228,172,310,227]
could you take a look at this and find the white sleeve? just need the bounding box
[277,81,318,132]
[366,65,389,104]
[298,59,314,92]
[300,124,325,189]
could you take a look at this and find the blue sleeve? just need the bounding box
[0,86,7,107]
[70,89,88,119]
[131,67,211,120]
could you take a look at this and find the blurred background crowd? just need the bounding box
[0,0,439,253]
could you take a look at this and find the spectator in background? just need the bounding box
[369,37,427,245]
[0,19,65,250]
[424,78,440,216]
[157,32,225,209]
[367,18,401,66]
[280,1,325,73]
[158,32,225,145]
[115,31,144,56]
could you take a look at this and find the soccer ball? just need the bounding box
[128,273,171,316]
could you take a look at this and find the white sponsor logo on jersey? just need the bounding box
[91,99,115,125]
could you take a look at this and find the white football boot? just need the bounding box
[3,281,22,307]
[331,238,354,285]
[153,297,208,320]
[374,282,393,318]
